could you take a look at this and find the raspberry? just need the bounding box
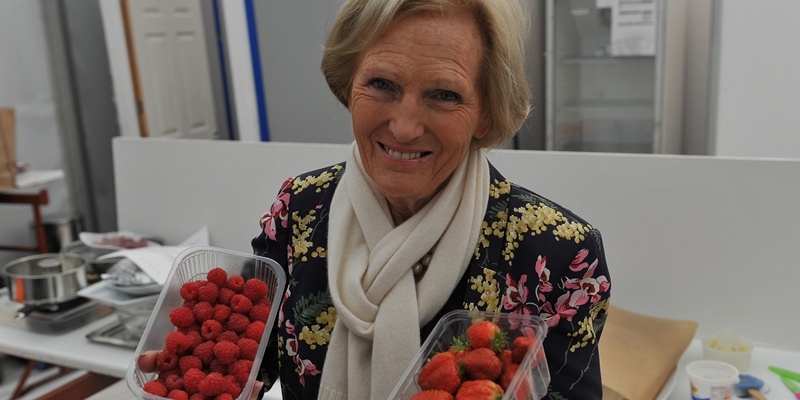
[157,349,179,371]
[213,341,240,365]
[182,368,206,395]
[226,378,242,398]
[207,267,228,288]
[238,338,259,361]
[248,303,271,323]
[170,306,196,329]
[213,304,232,323]
[180,281,200,301]
[189,394,205,400]
[179,355,203,375]
[184,330,203,350]
[226,313,250,334]
[167,389,189,400]
[229,360,253,385]
[208,359,227,374]
[164,373,183,391]
[230,294,253,314]
[218,287,235,305]
[144,380,168,397]
[166,331,193,355]
[216,330,239,343]
[201,320,223,341]
[182,300,197,309]
[193,340,216,366]
[215,394,234,400]
[245,321,266,341]
[242,279,268,302]
[198,283,219,304]
[226,275,245,292]
[192,301,214,322]
[199,372,227,396]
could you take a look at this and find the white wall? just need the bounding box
[0,0,73,267]
[711,0,800,158]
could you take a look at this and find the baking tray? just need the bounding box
[86,319,140,349]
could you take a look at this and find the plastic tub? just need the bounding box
[126,246,286,400]
[389,309,550,400]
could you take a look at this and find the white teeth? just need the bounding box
[386,147,422,160]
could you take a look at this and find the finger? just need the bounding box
[250,380,264,400]
[137,350,159,373]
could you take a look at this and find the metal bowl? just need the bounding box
[1,254,88,305]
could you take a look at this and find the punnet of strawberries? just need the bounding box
[391,310,549,400]
[139,267,273,400]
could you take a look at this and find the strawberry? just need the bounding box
[417,352,462,394]
[510,336,538,364]
[455,379,504,400]
[498,363,519,391]
[466,321,506,352]
[499,349,512,366]
[458,347,503,381]
[448,333,471,362]
[411,390,456,400]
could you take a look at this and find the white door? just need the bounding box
[127,0,218,139]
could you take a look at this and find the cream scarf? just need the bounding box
[318,142,489,400]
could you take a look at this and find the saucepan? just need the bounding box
[1,253,89,320]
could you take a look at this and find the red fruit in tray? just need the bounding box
[200,320,223,341]
[192,340,216,365]
[417,352,462,394]
[179,355,203,375]
[231,294,253,314]
[218,287,236,305]
[499,349,512,366]
[498,363,519,391]
[183,368,205,394]
[411,389,456,400]
[197,283,219,304]
[180,281,200,301]
[242,278,269,302]
[455,379,504,400]
[170,306,196,329]
[226,275,245,292]
[207,267,228,288]
[510,336,537,364]
[216,330,239,343]
[238,337,259,361]
[198,371,227,397]
[213,303,233,323]
[165,331,193,355]
[213,341,240,365]
[192,301,214,322]
[459,347,503,381]
[167,389,189,400]
[157,349,179,371]
[245,321,266,341]
[143,380,169,397]
[229,359,253,385]
[226,313,250,334]
[249,303,271,323]
[466,321,506,352]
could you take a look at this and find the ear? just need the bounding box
[473,113,491,139]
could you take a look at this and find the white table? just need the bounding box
[668,339,800,399]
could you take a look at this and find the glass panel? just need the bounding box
[551,0,657,153]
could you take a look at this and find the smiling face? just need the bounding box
[348,9,488,223]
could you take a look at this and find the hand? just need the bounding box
[136,351,264,400]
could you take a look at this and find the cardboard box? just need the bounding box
[0,108,16,191]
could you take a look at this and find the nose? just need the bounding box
[388,96,424,143]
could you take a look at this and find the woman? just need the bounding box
[253,0,611,399]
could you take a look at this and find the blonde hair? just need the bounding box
[321,0,531,149]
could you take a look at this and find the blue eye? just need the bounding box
[370,79,390,90]
[439,91,461,102]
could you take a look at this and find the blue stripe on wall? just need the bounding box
[244,0,270,141]
[212,0,235,140]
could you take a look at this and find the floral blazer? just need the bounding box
[252,161,611,400]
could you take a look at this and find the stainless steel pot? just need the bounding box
[1,254,89,307]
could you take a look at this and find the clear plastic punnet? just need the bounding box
[126,246,286,400]
[389,309,550,400]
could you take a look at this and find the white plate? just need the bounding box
[656,367,678,400]
[77,280,160,309]
[79,231,160,251]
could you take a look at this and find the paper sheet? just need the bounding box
[609,0,657,56]
[599,306,697,400]
[97,226,209,286]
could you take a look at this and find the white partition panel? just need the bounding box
[113,137,800,349]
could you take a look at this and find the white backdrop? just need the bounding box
[114,137,800,349]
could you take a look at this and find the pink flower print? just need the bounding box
[539,302,559,329]
[503,273,529,311]
[295,357,321,386]
[535,256,552,302]
[569,249,590,272]
[553,290,589,323]
[287,244,295,275]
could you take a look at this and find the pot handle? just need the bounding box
[14,304,37,321]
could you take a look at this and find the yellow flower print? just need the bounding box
[489,179,511,199]
[467,269,501,311]
[297,307,336,349]
[292,166,342,194]
[567,298,609,352]
[292,210,317,262]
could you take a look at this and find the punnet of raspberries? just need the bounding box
[141,267,273,400]
[410,319,543,400]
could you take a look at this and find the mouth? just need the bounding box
[379,142,431,161]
